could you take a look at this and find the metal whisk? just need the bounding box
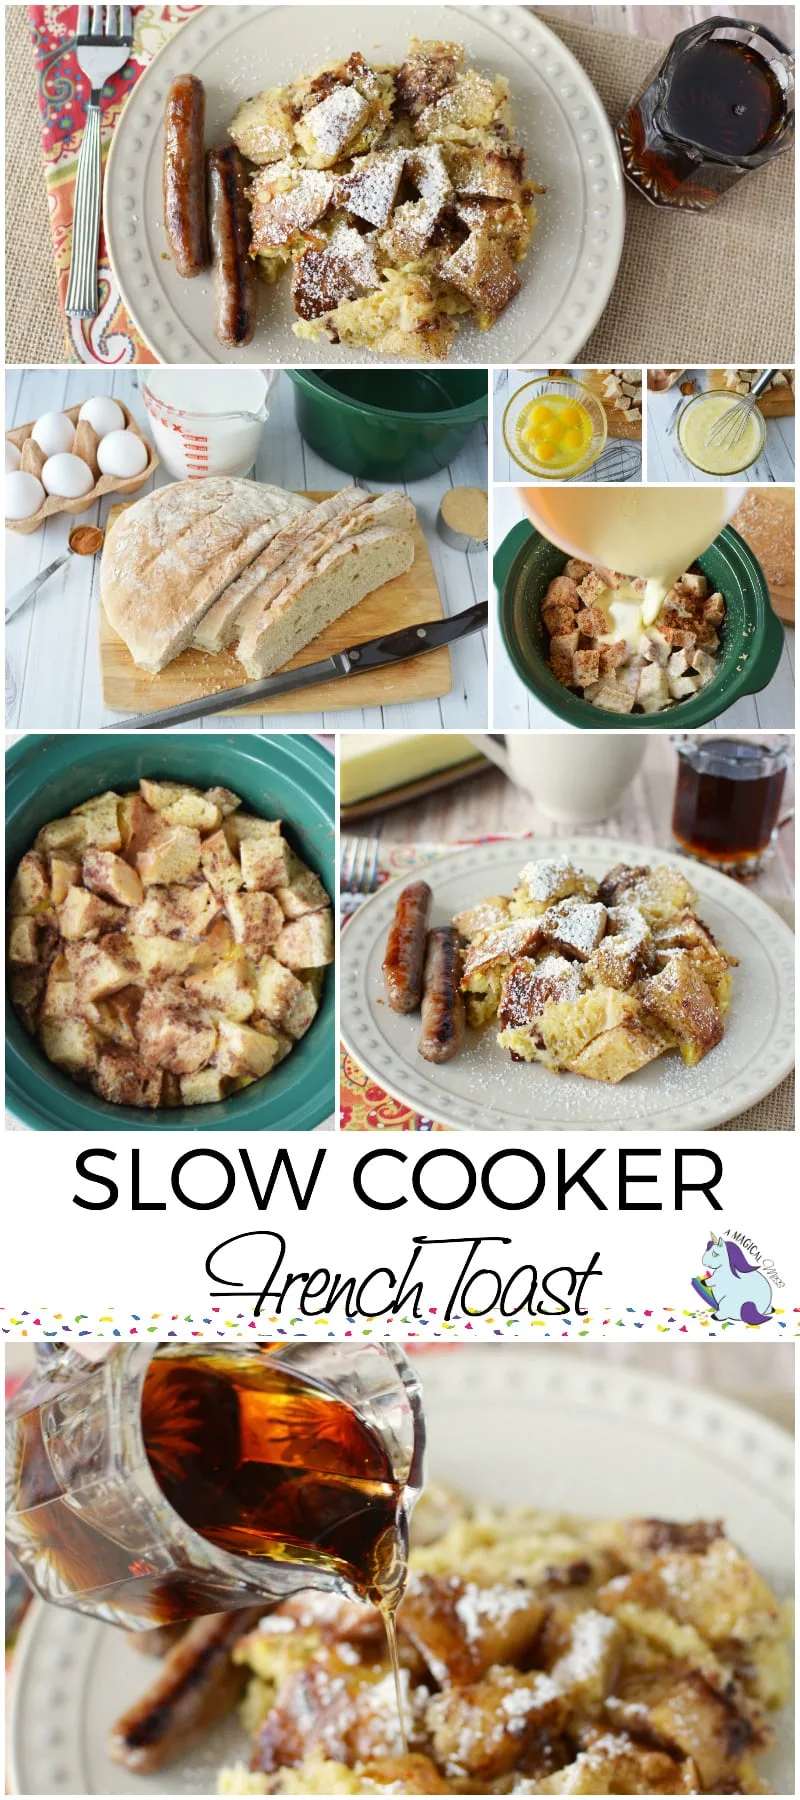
[705,368,777,452]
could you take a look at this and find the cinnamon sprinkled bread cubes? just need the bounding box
[229,38,540,359]
[7,780,332,1109]
[456,856,735,1083]
[541,562,726,714]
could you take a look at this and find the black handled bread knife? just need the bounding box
[106,602,488,729]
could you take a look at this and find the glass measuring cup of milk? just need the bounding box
[518,487,740,591]
[139,369,275,480]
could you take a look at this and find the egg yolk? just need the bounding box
[516,393,594,472]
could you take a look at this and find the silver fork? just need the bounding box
[65,4,133,319]
[340,837,381,917]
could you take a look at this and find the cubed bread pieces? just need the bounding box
[137,826,202,887]
[8,779,331,1110]
[8,915,42,965]
[130,883,220,939]
[275,857,331,919]
[39,1017,98,1073]
[205,786,242,816]
[274,908,335,969]
[57,886,126,941]
[70,792,122,850]
[131,935,200,977]
[216,1017,282,1078]
[49,854,82,907]
[93,1049,163,1110]
[201,829,245,896]
[119,794,166,858]
[8,851,50,913]
[138,779,187,811]
[254,956,319,1038]
[185,950,255,1022]
[82,849,144,908]
[179,1068,230,1106]
[65,937,139,1003]
[137,985,217,1074]
[35,815,87,856]
[226,891,284,958]
[10,967,47,1035]
[162,793,223,832]
[240,834,295,892]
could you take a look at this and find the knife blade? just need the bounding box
[106,602,488,730]
[6,551,73,623]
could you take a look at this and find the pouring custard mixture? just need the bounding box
[523,489,733,715]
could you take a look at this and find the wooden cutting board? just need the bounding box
[100,492,449,717]
[579,371,642,441]
[708,371,795,417]
[731,488,794,624]
[548,369,642,440]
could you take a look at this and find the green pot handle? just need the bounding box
[738,605,785,697]
[493,519,533,593]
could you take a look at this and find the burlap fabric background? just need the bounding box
[5,8,794,364]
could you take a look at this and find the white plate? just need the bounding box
[9,1348,794,1793]
[104,4,624,365]
[340,836,796,1130]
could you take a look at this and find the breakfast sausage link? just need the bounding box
[207,146,256,348]
[109,1607,263,1773]
[419,926,465,1064]
[163,75,209,278]
[383,879,432,1013]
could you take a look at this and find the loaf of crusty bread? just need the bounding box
[193,488,364,653]
[100,478,312,673]
[237,524,416,678]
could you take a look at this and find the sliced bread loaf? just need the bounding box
[101,479,312,673]
[236,525,416,678]
[192,488,363,653]
[228,489,418,655]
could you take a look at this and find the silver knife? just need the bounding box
[6,551,74,624]
[106,602,489,730]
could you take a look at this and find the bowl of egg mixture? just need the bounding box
[502,377,607,480]
[677,391,767,477]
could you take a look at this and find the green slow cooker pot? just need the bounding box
[6,734,335,1132]
[287,368,487,481]
[494,519,784,729]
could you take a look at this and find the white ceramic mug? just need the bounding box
[469,734,646,824]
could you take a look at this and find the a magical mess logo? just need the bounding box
[691,1230,784,1325]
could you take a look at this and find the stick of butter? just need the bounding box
[340,733,481,806]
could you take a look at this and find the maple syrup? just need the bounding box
[618,20,794,210]
[8,1345,415,1743]
[141,1351,411,1748]
[672,737,789,873]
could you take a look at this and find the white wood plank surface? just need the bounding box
[5,370,488,731]
[647,377,795,484]
[491,486,795,729]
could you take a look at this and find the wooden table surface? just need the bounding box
[491,485,796,730]
[648,379,795,484]
[5,369,488,732]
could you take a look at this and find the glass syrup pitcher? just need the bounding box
[5,1341,424,1632]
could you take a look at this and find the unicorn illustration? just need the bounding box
[692,1233,773,1324]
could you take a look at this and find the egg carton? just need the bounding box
[5,400,159,535]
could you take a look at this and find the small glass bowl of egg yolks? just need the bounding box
[503,377,607,480]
